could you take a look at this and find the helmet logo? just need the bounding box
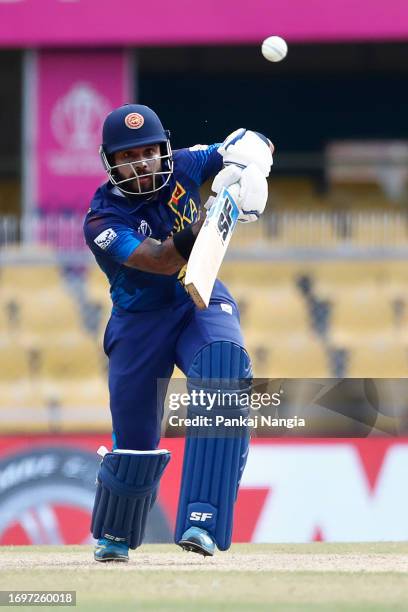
[125,112,144,129]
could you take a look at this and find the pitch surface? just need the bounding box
[1,543,408,611]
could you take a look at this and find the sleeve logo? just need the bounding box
[188,144,209,151]
[94,228,118,250]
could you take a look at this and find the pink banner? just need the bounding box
[1,0,408,46]
[28,50,130,214]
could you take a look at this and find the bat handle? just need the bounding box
[202,182,240,215]
[227,182,241,202]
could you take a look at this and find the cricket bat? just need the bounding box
[185,183,240,309]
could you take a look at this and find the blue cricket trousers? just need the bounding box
[103,281,244,449]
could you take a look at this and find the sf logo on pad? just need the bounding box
[190,512,214,522]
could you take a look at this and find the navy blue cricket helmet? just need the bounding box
[99,104,173,196]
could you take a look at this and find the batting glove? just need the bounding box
[210,163,268,223]
[219,129,274,177]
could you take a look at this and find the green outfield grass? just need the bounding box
[1,543,408,611]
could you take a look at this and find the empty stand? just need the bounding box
[329,288,396,346]
[86,265,112,337]
[87,264,110,302]
[0,264,64,300]
[38,337,105,379]
[220,261,301,286]
[351,212,408,246]
[230,284,310,338]
[245,333,330,378]
[2,257,408,432]
[0,341,31,380]
[347,343,408,377]
[15,294,83,340]
[269,177,316,208]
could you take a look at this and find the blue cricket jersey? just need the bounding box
[84,144,223,312]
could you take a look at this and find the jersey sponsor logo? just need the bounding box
[189,511,213,522]
[138,220,152,236]
[124,112,144,130]
[94,228,118,250]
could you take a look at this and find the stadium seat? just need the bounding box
[0,380,48,432]
[220,261,301,286]
[347,343,408,377]
[380,264,408,301]
[269,338,330,377]
[86,265,112,337]
[0,342,31,380]
[245,333,330,377]
[329,288,395,346]
[11,292,83,340]
[38,338,105,379]
[269,177,316,206]
[240,287,310,338]
[312,263,376,298]
[87,265,110,299]
[3,256,408,433]
[329,182,388,208]
[233,220,265,248]
[352,213,408,246]
[0,264,64,300]
[271,215,337,248]
[0,378,110,433]
[0,303,10,333]
[394,305,408,342]
[39,378,110,430]
[0,383,16,410]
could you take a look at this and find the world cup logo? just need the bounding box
[51,83,110,151]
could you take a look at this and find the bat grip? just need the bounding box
[227,182,241,203]
[203,182,240,214]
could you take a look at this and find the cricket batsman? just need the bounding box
[83,104,273,562]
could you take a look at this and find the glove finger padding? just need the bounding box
[238,163,268,223]
[219,129,273,177]
[211,164,242,195]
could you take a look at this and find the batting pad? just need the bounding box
[175,341,252,551]
[91,448,170,549]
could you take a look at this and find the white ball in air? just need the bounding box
[261,36,288,62]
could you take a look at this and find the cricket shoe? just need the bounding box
[177,526,215,557]
[94,538,129,563]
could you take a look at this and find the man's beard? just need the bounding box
[133,174,153,192]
